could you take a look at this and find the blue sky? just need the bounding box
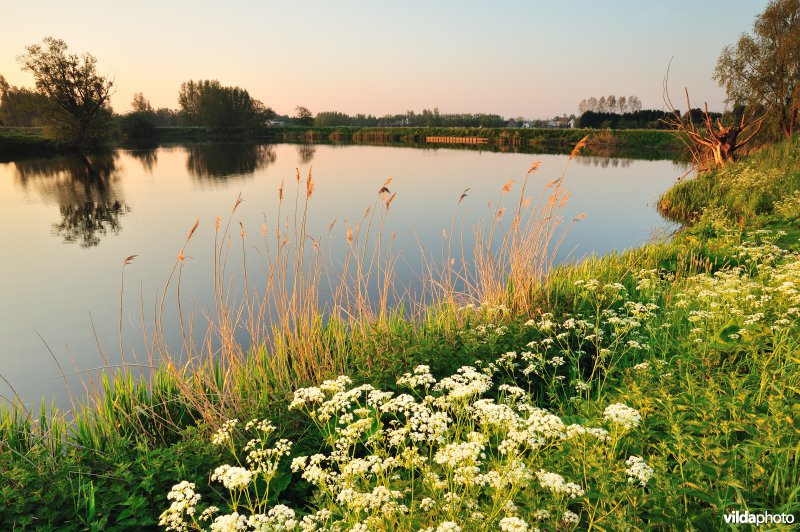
[0,0,768,118]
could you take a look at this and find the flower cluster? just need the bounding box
[625,455,654,487]
[603,403,642,430]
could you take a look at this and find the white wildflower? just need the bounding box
[210,512,247,532]
[499,516,529,531]
[562,510,580,525]
[211,465,253,490]
[625,455,654,487]
[603,403,642,430]
[537,470,584,498]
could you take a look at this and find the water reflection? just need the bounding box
[575,155,633,168]
[14,153,130,247]
[185,143,276,179]
[128,146,159,173]
[296,143,316,164]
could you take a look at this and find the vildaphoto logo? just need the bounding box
[723,510,795,526]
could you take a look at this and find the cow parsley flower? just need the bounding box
[603,403,642,430]
[537,470,584,498]
[211,465,253,490]
[159,481,201,531]
[210,512,247,531]
[625,455,654,487]
[499,516,529,531]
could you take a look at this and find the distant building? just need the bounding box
[549,117,574,128]
[505,118,518,128]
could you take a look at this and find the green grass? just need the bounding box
[0,127,63,159]
[2,136,799,529]
[658,135,800,225]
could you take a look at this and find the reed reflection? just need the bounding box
[185,143,276,179]
[14,153,129,247]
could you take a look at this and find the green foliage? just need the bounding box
[0,128,61,157]
[120,111,158,140]
[178,80,273,130]
[0,77,49,127]
[17,37,114,148]
[714,0,800,138]
[658,134,800,224]
[294,106,314,126]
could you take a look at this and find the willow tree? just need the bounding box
[714,0,800,138]
[18,37,114,147]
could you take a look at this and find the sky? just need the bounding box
[0,0,769,119]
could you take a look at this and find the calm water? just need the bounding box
[0,143,683,410]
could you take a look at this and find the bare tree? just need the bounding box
[664,74,764,169]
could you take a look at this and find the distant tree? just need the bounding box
[295,105,314,125]
[121,92,158,140]
[315,111,352,126]
[17,37,114,147]
[617,95,627,114]
[714,0,799,138]
[607,95,617,114]
[131,92,153,113]
[153,107,179,127]
[597,96,607,113]
[179,80,272,129]
[0,77,48,126]
[628,95,642,112]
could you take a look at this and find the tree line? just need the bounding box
[314,108,506,128]
[578,95,643,115]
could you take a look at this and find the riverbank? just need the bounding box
[0,128,64,160]
[266,125,678,151]
[1,125,681,160]
[2,136,798,529]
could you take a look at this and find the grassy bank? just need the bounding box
[2,138,799,529]
[0,128,64,159]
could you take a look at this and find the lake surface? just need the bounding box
[0,143,683,410]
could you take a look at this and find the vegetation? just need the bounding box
[178,80,274,131]
[1,133,799,528]
[17,37,114,148]
[120,93,159,141]
[0,127,61,158]
[312,108,507,128]
[578,94,642,114]
[658,134,800,230]
[294,106,314,126]
[269,125,678,151]
[575,109,674,130]
[714,0,800,139]
[662,88,764,170]
[0,76,48,127]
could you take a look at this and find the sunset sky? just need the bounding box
[0,0,768,118]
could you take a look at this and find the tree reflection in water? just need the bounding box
[128,145,158,174]
[185,143,276,179]
[13,152,130,247]
[297,143,316,164]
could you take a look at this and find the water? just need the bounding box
[0,142,683,410]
